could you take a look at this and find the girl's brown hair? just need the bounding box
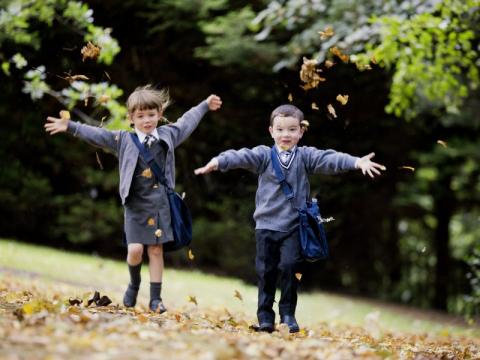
[126,85,171,114]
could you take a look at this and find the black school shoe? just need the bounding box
[280,315,300,333]
[258,321,275,333]
[123,284,139,307]
[149,299,167,313]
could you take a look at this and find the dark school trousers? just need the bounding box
[255,228,302,323]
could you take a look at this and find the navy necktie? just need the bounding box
[279,150,291,165]
[143,134,155,148]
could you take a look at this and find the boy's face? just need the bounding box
[129,107,162,134]
[269,115,304,151]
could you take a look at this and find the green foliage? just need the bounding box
[364,0,480,119]
[0,0,124,127]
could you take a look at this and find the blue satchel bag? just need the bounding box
[270,146,329,262]
[130,133,192,252]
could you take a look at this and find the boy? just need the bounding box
[194,104,384,332]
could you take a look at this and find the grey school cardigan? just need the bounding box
[216,146,359,232]
[66,101,210,204]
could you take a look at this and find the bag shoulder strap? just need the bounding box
[270,146,295,201]
[130,132,170,190]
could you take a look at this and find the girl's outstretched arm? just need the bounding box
[44,116,69,135]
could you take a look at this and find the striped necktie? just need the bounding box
[143,134,155,148]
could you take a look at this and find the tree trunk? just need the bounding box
[432,174,454,311]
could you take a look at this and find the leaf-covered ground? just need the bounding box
[1,272,479,360]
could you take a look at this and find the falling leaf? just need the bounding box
[295,273,303,281]
[141,168,153,178]
[336,94,349,105]
[95,152,104,170]
[233,290,243,301]
[318,26,334,40]
[188,249,195,260]
[327,104,337,118]
[288,93,293,102]
[81,41,101,62]
[329,47,349,63]
[421,246,426,253]
[59,110,70,120]
[181,192,186,200]
[98,94,111,104]
[311,103,319,110]
[300,120,310,131]
[300,57,326,90]
[100,116,107,128]
[399,166,415,172]
[155,229,162,237]
[355,63,372,71]
[64,74,90,84]
[187,295,197,305]
[147,218,155,226]
[104,71,111,80]
[437,140,448,148]
[324,60,335,68]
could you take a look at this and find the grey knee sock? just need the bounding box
[128,263,142,289]
[150,282,162,301]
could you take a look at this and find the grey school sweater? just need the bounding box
[216,145,359,232]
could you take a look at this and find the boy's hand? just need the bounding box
[194,158,219,175]
[44,116,69,135]
[206,95,222,111]
[356,152,386,178]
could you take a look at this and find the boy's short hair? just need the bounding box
[270,104,304,125]
[126,85,171,113]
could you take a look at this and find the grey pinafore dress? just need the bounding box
[124,139,173,245]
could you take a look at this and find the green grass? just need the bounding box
[0,238,478,338]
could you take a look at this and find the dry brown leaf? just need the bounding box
[327,104,337,118]
[329,47,349,63]
[295,273,303,281]
[155,229,162,237]
[324,60,335,68]
[188,249,195,261]
[318,26,334,40]
[147,218,155,226]
[59,110,70,120]
[187,295,197,306]
[98,94,111,104]
[311,102,319,110]
[95,152,104,170]
[233,290,243,302]
[300,120,310,131]
[300,57,326,90]
[437,140,448,148]
[64,74,90,84]
[399,166,415,172]
[288,93,293,102]
[81,41,101,62]
[336,94,349,105]
[141,168,153,178]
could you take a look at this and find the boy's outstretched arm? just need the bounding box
[356,152,386,178]
[194,158,219,175]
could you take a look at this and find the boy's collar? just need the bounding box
[135,128,159,144]
[275,145,297,153]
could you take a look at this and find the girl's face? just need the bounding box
[129,107,162,134]
[269,115,304,150]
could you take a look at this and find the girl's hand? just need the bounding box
[206,94,222,111]
[44,116,69,135]
[194,158,219,175]
[356,152,386,178]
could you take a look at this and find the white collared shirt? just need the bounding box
[135,128,159,144]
